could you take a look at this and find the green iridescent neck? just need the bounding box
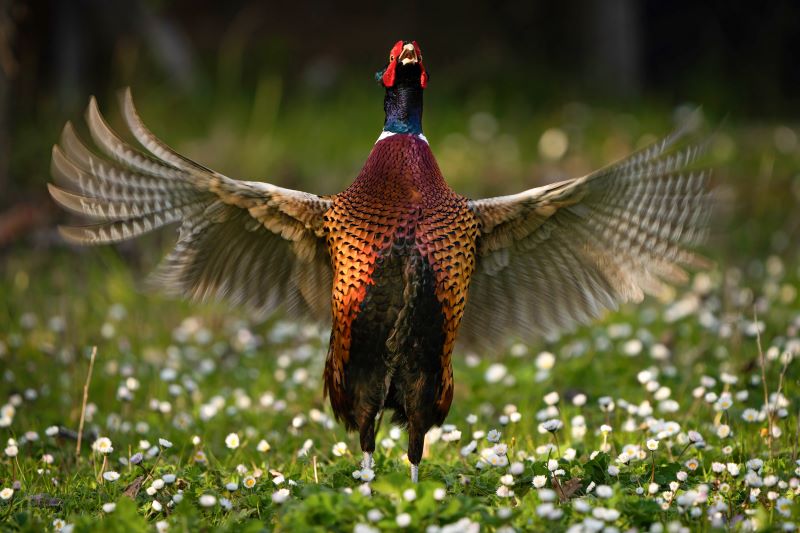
[383,83,423,135]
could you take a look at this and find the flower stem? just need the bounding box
[650,452,656,484]
[552,433,561,458]
[676,443,692,460]
[99,455,107,483]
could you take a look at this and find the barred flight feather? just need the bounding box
[461,123,713,348]
[50,90,332,321]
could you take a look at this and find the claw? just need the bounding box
[410,464,419,483]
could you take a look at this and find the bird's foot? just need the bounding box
[362,452,373,470]
[410,463,419,483]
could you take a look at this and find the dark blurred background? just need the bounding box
[1,0,799,257]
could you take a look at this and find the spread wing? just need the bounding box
[49,89,333,320]
[461,126,712,348]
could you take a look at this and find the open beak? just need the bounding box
[398,43,419,65]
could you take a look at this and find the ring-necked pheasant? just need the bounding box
[48,40,710,482]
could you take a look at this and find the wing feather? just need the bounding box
[462,124,712,348]
[50,90,333,321]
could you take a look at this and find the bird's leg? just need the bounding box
[362,451,373,469]
[358,417,377,471]
[363,409,385,469]
[407,424,425,483]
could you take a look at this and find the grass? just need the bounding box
[2,94,800,531]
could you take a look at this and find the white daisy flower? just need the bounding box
[225,433,240,450]
[496,485,514,498]
[742,409,759,422]
[331,441,348,457]
[485,363,507,384]
[198,494,216,507]
[536,351,555,370]
[777,497,793,518]
[93,437,113,454]
[271,488,290,504]
[596,485,613,498]
[441,429,462,442]
[395,513,411,528]
[543,392,560,405]
[353,468,375,482]
[460,440,477,457]
[541,419,563,433]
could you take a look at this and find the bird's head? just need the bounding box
[376,40,428,90]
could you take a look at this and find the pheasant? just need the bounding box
[48,40,711,482]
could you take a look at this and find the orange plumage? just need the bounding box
[323,134,478,448]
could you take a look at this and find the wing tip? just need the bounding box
[49,183,97,219]
[49,145,63,176]
[48,183,78,209]
[56,224,91,245]
[119,86,136,120]
[46,182,63,200]
[60,121,75,143]
[85,95,103,127]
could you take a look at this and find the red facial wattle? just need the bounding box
[413,41,427,89]
[381,40,404,88]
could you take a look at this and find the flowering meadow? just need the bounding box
[1,244,798,532]
[2,107,800,532]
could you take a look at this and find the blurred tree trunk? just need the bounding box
[0,67,8,199]
[585,0,642,99]
[0,0,16,197]
[54,0,82,110]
